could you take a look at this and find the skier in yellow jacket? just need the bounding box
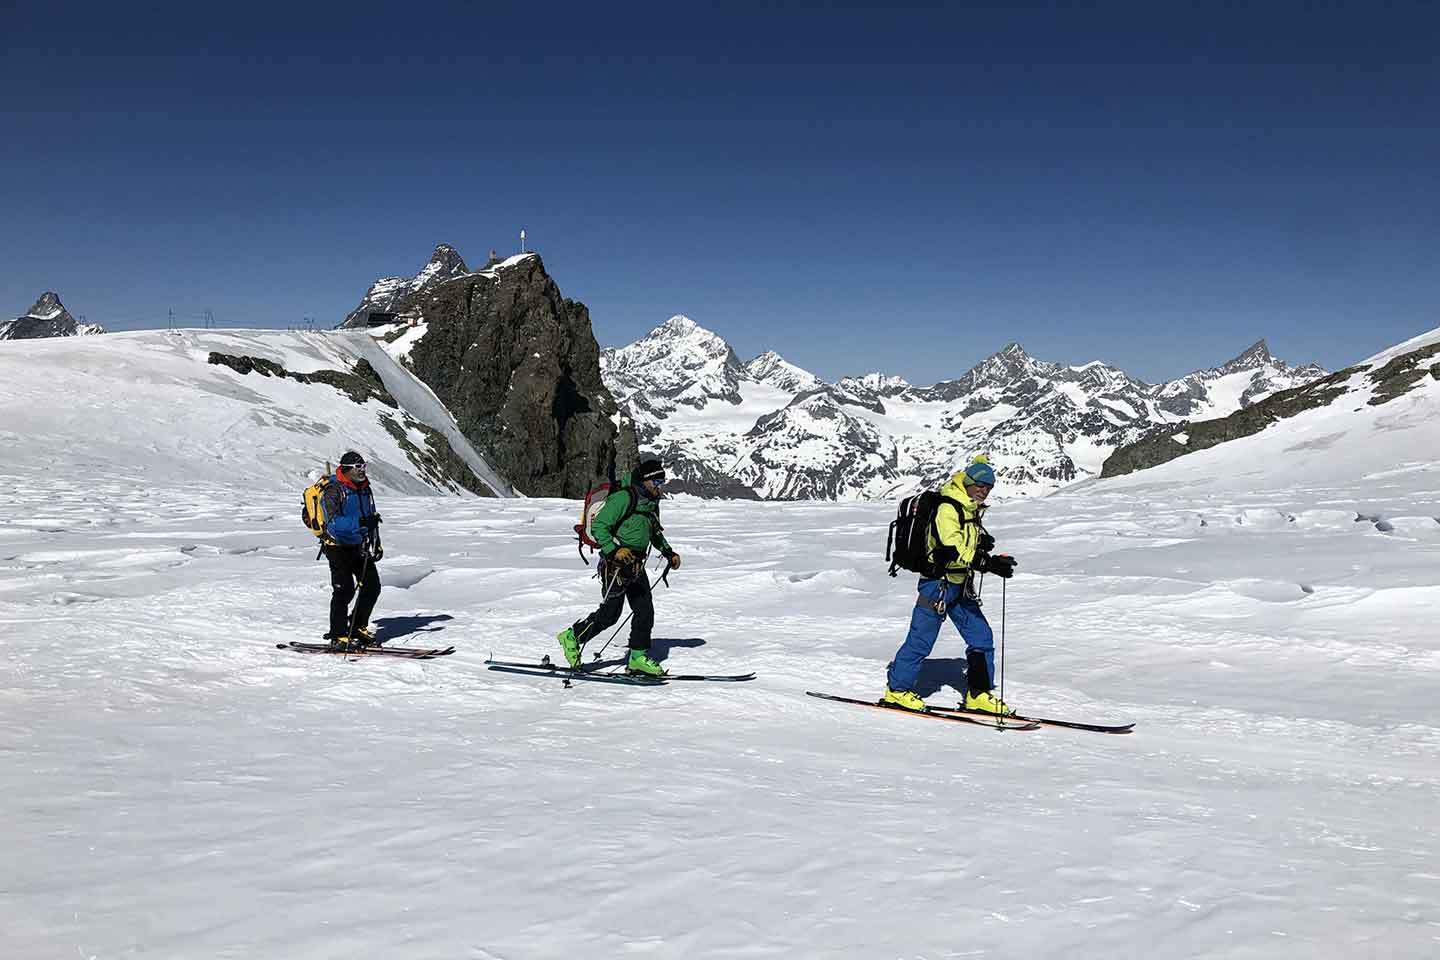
[883,456,1017,714]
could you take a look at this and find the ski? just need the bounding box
[486,658,755,683]
[279,641,455,659]
[930,703,1134,734]
[485,660,665,685]
[805,692,1040,730]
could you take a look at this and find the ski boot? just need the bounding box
[557,627,582,669]
[626,649,667,677]
[328,635,354,651]
[352,626,377,648]
[964,690,1014,716]
[882,688,927,712]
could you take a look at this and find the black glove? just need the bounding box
[977,532,995,554]
[360,514,382,530]
[984,554,1017,579]
[370,541,384,562]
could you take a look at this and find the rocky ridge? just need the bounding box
[344,245,637,497]
[1102,329,1440,478]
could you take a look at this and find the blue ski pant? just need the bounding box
[886,578,993,693]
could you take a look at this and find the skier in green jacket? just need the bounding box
[558,459,682,676]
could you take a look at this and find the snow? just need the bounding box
[3,329,1439,957]
[475,252,538,278]
[373,319,428,362]
[1360,323,1440,367]
[0,328,498,496]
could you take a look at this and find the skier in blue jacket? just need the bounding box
[320,451,383,648]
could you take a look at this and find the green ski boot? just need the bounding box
[626,649,667,677]
[557,627,582,668]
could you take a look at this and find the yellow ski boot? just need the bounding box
[882,688,927,712]
[964,690,1014,716]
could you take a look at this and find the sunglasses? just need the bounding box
[344,461,368,472]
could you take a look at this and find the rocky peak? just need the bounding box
[659,314,699,336]
[745,351,825,393]
[342,243,471,328]
[921,340,1059,401]
[840,372,912,397]
[27,292,67,320]
[1214,339,1274,376]
[602,315,745,408]
[0,291,104,340]
[416,244,469,284]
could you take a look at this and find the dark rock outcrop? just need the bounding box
[371,252,637,497]
[1,292,104,340]
[207,353,397,407]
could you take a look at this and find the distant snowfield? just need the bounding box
[2,333,1438,957]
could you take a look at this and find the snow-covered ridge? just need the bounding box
[601,317,1331,500]
[0,328,509,496]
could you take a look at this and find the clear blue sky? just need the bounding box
[4,1,1437,383]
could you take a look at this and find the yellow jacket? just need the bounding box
[929,471,986,583]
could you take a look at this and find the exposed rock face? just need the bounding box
[341,245,470,328]
[601,318,1327,500]
[352,250,636,497]
[1,292,104,340]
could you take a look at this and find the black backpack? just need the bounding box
[885,491,974,578]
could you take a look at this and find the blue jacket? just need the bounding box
[321,470,377,546]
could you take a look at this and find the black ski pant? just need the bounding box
[325,543,381,639]
[572,563,654,651]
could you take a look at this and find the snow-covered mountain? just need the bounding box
[601,316,1326,500]
[1104,324,1440,478]
[0,291,104,340]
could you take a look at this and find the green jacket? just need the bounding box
[929,472,986,583]
[592,473,673,558]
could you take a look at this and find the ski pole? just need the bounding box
[590,562,667,662]
[996,575,1007,729]
[347,536,374,645]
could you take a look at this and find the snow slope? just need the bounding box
[0,328,508,496]
[3,353,1438,956]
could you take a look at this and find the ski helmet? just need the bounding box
[963,456,996,487]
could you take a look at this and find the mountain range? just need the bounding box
[601,315,1328,499]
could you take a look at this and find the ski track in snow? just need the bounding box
[2,474,1439,958]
